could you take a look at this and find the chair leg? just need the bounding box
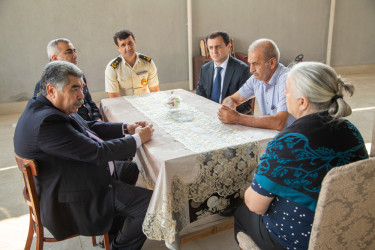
[35,224,44,250]
[35,234,43,250]
[91,236,97,246]
[103,233,111,250]
[24,212,34,250]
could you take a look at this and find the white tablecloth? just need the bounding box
[100,89,278,244]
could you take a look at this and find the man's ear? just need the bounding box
[46,84,56,98]
[269,57,277,69]
[51,55,58,61]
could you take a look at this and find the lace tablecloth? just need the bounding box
[100,89,278,244]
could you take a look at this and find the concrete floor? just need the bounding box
[0,73,374,250]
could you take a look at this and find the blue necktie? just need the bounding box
[211,67,222,103]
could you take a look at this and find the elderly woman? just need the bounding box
[234,62,368,249]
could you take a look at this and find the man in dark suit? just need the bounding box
[196,31,253,114]
[14,61,154,250]
[33,38,102,121]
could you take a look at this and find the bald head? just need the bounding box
[248,39,280,63]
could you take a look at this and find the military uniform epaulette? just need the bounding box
[139,54,152,63]
[111,57,122,69]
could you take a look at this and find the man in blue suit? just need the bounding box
[196,31,253,114]
[14,61,154,250]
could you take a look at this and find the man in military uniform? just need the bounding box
[33,38,102,121]
[105,29,159,97]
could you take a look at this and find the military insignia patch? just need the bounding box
[111,57,122,69]
[136,70,148,75]
[139,54,151,62]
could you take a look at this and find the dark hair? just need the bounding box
[206,31,230,46]
[40,61,82,96]
[113,29,135,46]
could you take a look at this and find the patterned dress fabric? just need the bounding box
[252,111,368,249]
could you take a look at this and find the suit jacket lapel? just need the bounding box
[70,113,93,136]
[207,61,215,98]
[222,56,234,101]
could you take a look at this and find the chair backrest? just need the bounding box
[15,154,43,235]
[308,157,375,249]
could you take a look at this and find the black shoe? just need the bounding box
[99,238,105,248]
[98,233,117,249]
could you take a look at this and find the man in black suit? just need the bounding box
[14,61,154,250]
[196,31,253,114]
[33,38,102,121]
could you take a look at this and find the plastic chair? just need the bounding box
[15,154,110,250]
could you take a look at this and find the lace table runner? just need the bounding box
[125,92,257,153]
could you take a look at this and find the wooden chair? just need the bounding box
[237,157,375,249]
[15,154,110,250]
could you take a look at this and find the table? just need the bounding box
[100,89,278,246]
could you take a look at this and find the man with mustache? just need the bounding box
[218,39,296,131]
[15,61,154,250]
[105,29,159,97]
[33,38,102,121]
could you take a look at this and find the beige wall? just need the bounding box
[332,0,375,66]
[192,0,330,65]
[0,0,188,103]
[0,0,374,104]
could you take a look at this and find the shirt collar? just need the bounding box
[214,54,229,72]
[267,64,283,86]
[121,53,139,67]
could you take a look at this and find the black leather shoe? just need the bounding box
[98,233,117,249]
[98,238,105,248]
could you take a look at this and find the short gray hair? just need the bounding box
[40,61,83,96]
[248,38,280,63]
[46,38,71,60]
[288,62,354,120]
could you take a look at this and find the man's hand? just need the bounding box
[127,121,149,134]
[135,121,149,127]
[135,124,154,144]
[218,105,240,124]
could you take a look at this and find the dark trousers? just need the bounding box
[234,203,285,250]
[111,162,153,250]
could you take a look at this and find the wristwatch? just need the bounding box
[123,123,129,134]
